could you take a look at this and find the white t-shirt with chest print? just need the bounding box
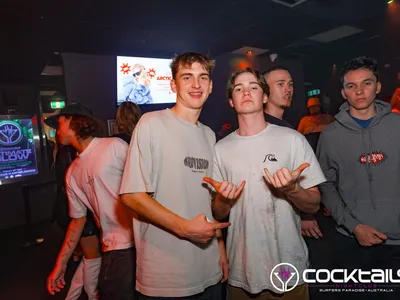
[213,124,326,294]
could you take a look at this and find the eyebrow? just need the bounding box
[233,81,260,88]
[345,78,375,86]
[179,72,210,78]
[275,79,293,83]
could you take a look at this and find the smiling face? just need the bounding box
[229,71,268,115]
[170,62,213,110]
[341,68,381,114]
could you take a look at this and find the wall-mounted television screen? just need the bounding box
[0,116,39,184]
[117,56,175,106]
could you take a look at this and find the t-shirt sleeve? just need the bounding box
[292,133,326,190]
[119,117,154,194]
[212,147,224,183]
[65,167,88,219]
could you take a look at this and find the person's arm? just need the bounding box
[264,164,320,214]
[120,118,230,243]
[316,132,360,233]
[216,228,229,282]
[47,217,86,295]
[297,118,306,135]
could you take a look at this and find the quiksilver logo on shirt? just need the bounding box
[263,154,277,162]
[184,156,209,171]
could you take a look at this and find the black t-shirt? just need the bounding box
[264,113,293,128]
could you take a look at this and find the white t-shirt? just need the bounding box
[213,124,326,294]
[119,109,222,297]
[66,137,134,252]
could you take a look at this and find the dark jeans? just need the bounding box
[98,246,138,300]
[138,282,223,300]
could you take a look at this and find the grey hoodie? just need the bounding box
[317,100,400,244]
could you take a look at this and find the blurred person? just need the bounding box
[262,66,294,128]
[317,57,400,300]
[119,52,236,299]
[390,87,400,114]
[46,103,136,300]
[297,97,335,152]
[113,101,142,143]
[210,67,325,300]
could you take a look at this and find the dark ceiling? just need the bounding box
[1,0,399,84]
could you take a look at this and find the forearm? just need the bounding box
[121,192,187,237]
[285,184,320,214]
[55,217,86,266]
[212,194,231,221]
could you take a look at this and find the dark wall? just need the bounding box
[62,53,307,131]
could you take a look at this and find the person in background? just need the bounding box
[48,115,101,300]
[46,103,136,300]
[297,97,335,152]
[390,87,400,114]
[113,101,142,143]
[262,66,294,128]
[317,56,400,300]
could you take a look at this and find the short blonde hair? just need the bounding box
[116,101,142,135]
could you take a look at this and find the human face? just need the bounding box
[264,70,293,109]
[341,68,381,113]
[309,105,321,115]
[56,116,75,145]
[229,72,267,114]
[170,62,212,110]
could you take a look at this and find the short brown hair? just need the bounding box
[116,101,142,135]
[226,67,269,99]
[67,115,105,140]
[170,52,216,80]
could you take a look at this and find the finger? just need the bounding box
[218,181,229,194]
[222,182,234,198]
[373,230,387,240]
[313,226,323,238]
[233,181,246,198]
[263,168,275,185]
[214,222,231,230]
[276,170,289,187]
[273,173,283,188]
[304,230,312,238]
[291,163,310,178]
[301,230,306,236]
[203,177,221,189]
[281,168,293,182]
[310,228,320,239]
[227,184,237,199]
[47,278,55,295]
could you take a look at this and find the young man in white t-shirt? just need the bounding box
[119,52,243,299]
[208,68,326,300]
[46,103,136,300]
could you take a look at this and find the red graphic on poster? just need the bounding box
[147,68,156,79]
[120,63,131,74]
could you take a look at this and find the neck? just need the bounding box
[349,103,376,120]
[264,103,284,120]
[71,136,95,154]
[170,103,201,125]
[237,110,268,136]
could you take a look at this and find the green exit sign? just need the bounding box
[307,89,320,97]
[50,101,65,109]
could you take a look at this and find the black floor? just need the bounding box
[0,220,85,300]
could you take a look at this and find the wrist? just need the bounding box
[176,219,189,238]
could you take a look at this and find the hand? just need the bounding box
[264,163,309,193]
[181,214,231,244]
[203,177,246,201]
[219,246,229,283]
[301,218,323,239]
[47,263,67,295]
[353,224,387,247]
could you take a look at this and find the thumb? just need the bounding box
[203,177,221,189]
[214,222,231,230]
[291,163,310,178]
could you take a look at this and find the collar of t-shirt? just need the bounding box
[348,112,374,129]
[264,113,293,129]
[77,137,98,158]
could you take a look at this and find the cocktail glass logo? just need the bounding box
[270,263,300,292]
[0,121,23,146]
